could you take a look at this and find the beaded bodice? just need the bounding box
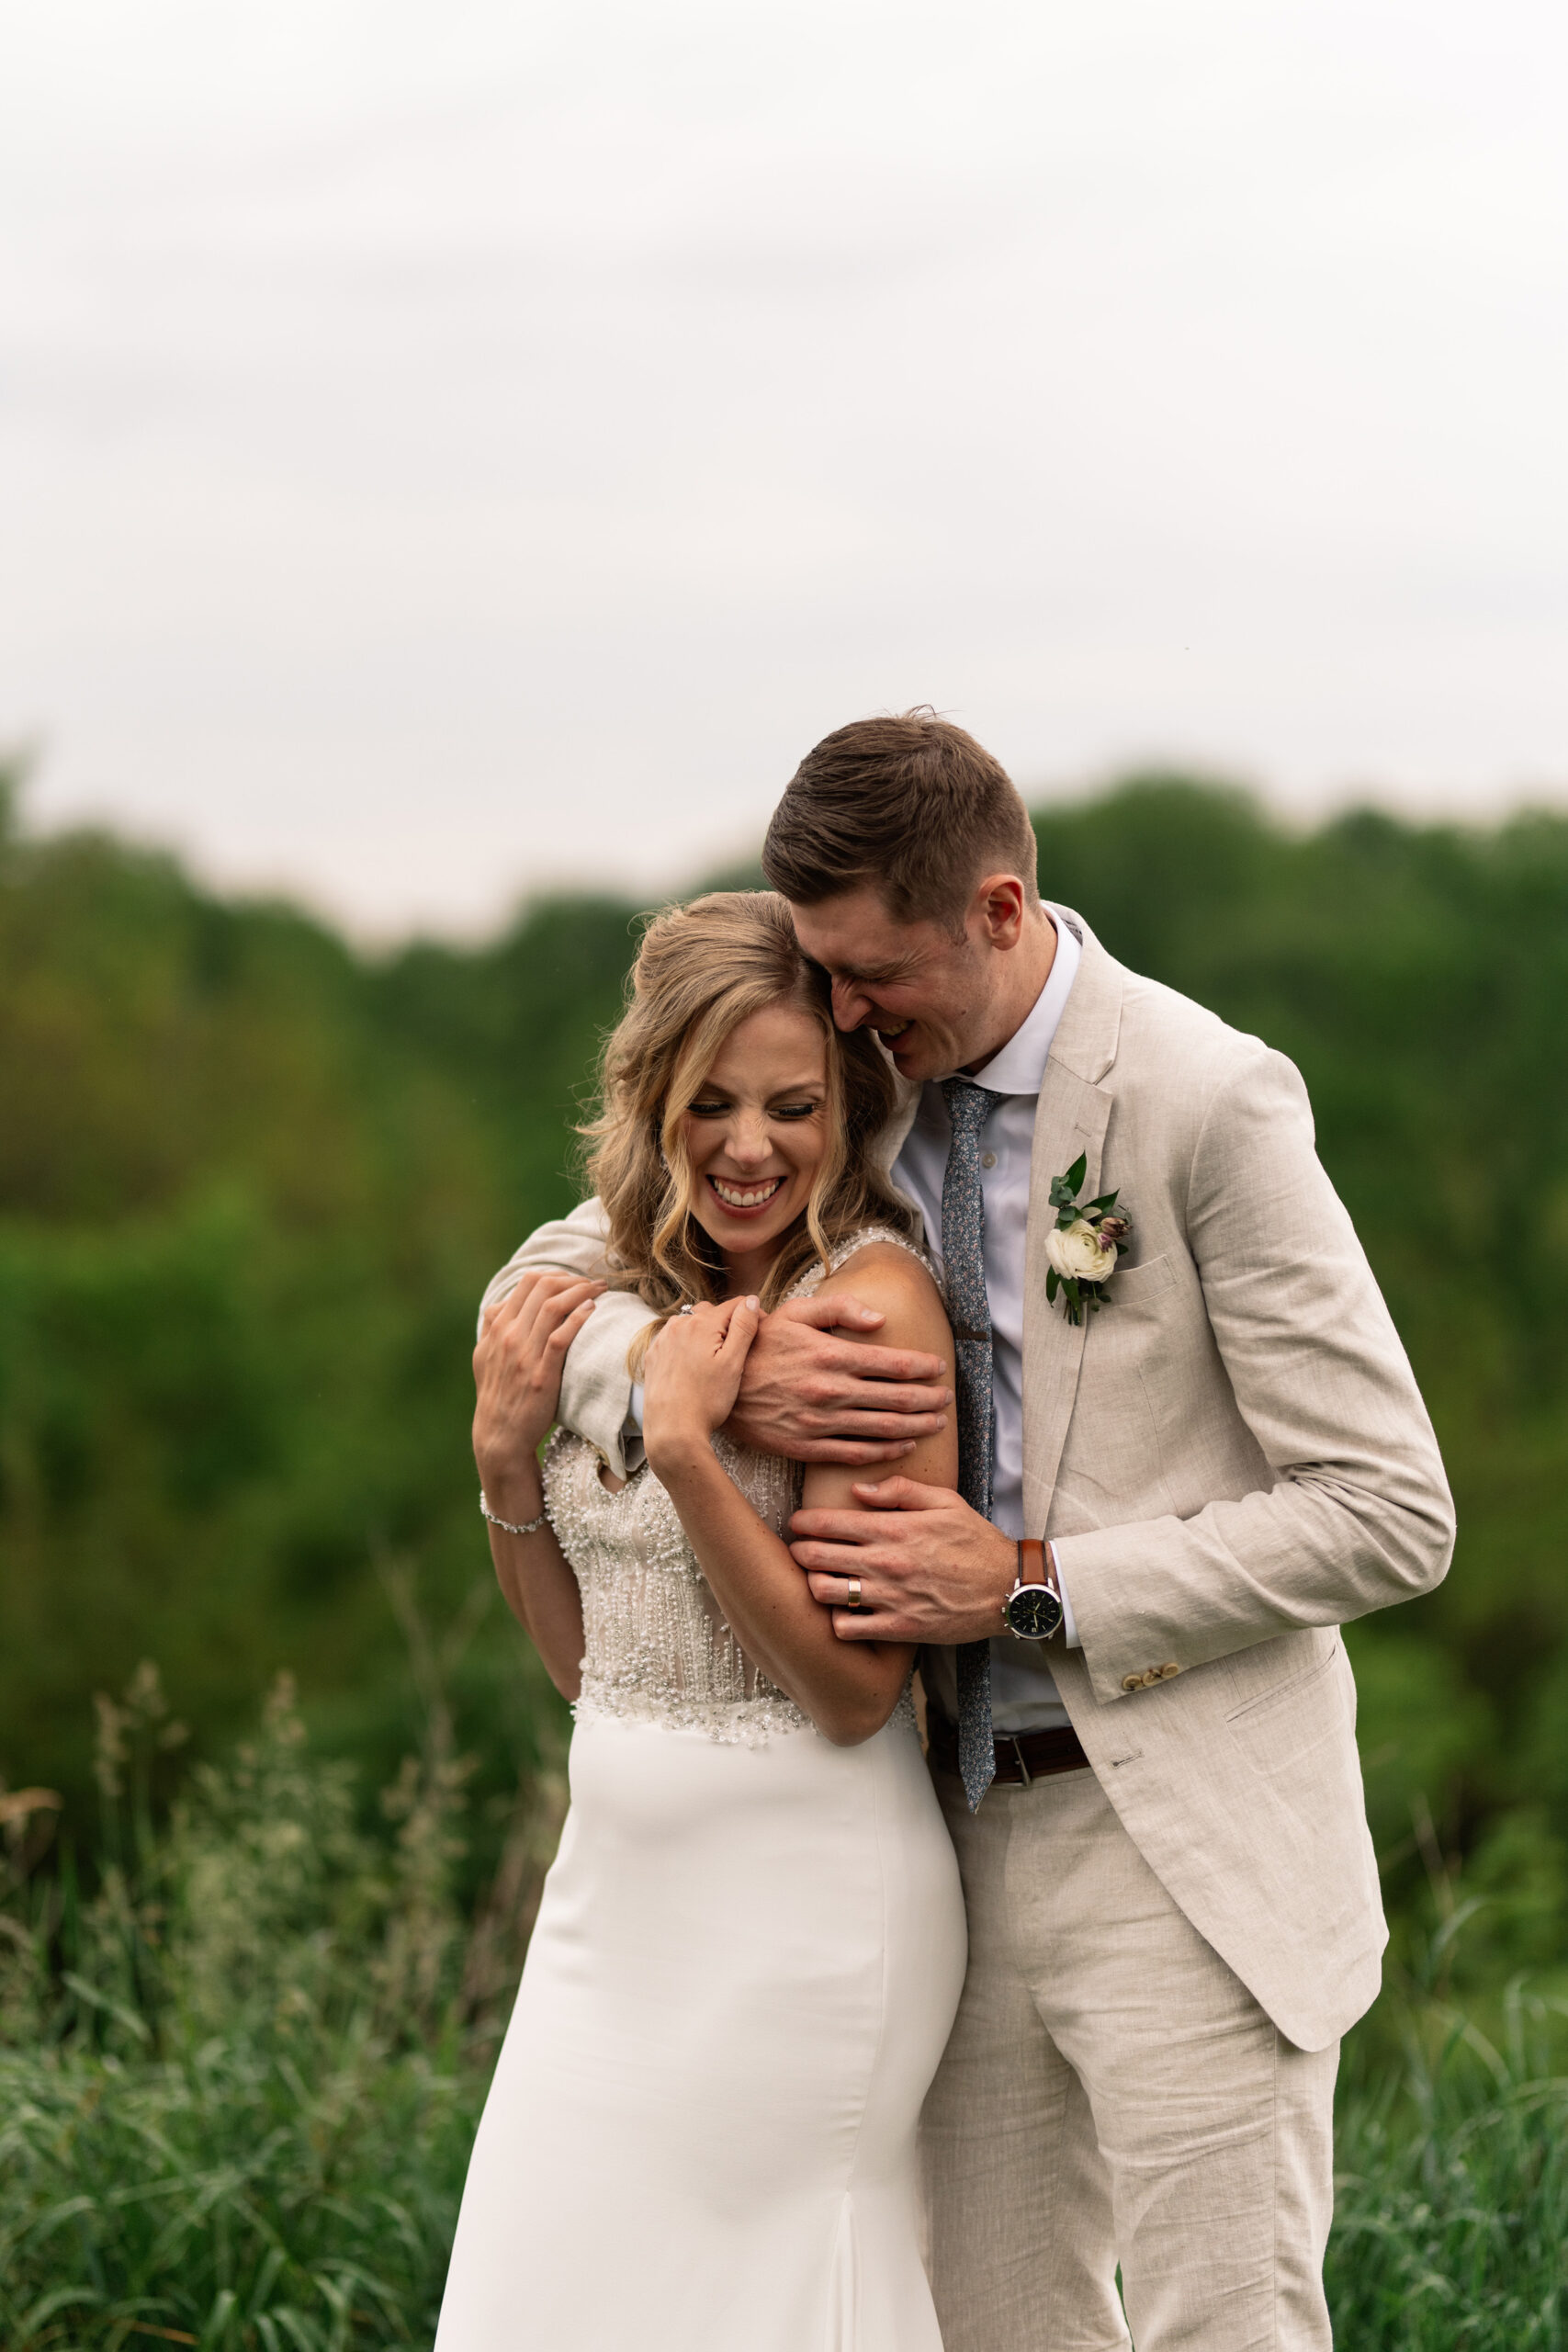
[542,1227,929,1744]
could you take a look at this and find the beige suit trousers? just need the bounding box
[922,1761,1337,2352]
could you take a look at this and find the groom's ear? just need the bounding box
[971,873,1030,949]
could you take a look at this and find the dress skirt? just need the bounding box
[435,1707,967,2351]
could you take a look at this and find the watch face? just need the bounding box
[1005,1583,1064,1641]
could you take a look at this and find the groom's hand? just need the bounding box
[789,1477,1016,1643]
[723,1297,952,1466]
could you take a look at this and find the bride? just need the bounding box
[435,891,966,2352]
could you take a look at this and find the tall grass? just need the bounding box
[4,1667,1567,2349]
[1333,2033,1568,2346]
[1330,1904,1568,2349]
[0,1658,562,2350]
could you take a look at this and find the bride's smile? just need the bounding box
[682,1002,829,1283]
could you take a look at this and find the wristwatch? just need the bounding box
[1003,1537,1065,1641]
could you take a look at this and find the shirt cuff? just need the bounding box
[627,1382,645,1434]
[1048,1540,1081,1649]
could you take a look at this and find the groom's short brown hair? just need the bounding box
[761,709,1040,930]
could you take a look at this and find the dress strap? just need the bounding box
[785,1225,933,1300]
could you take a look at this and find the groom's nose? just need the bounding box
[831,977,872,1030]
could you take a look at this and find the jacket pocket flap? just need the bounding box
[1106,1249,1179,1301]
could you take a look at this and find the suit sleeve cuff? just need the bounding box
[1048,1540,1082,1649]
[620,1384,648,1473]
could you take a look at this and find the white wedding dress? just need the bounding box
[435,1234,967,2352]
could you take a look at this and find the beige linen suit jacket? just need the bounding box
[481,909,1455,2051]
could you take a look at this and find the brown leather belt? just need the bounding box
[926,1710,1089,1787]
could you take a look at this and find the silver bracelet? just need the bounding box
[479,1492,550,1539]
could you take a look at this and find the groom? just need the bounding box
[482,712,1454,2349]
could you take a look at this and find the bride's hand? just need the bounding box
[642,1297,761,1465]
[473,1271,605,1513]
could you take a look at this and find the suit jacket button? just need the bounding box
[1159,1662,1179,1678]
[1138,1669,1158,1687]
[1122,1674,1142,1693]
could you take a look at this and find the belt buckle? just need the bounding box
[1006,1734,1033,1790]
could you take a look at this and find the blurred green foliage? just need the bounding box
[3,763,1567,1970]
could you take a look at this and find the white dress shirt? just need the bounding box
[892,910,1082,1733]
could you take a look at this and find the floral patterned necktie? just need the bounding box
[940,1077,1005,1811]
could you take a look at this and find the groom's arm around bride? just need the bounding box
[479,1199,955,1476]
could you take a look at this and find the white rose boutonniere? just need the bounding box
[1044,1153,1132,1326]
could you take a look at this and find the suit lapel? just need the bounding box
[1021,915,1124,1532]
[1021,1072,1111,1528]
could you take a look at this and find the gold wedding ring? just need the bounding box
[845,1577,863,1612]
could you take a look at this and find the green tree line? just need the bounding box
[3,763,1567,1980]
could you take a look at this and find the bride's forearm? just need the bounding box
[651,1439,908,1746]
[482,1465,584,1700]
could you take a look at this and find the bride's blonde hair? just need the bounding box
[581,892,917,1354]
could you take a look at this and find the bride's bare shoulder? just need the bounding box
[805,1240,957,1495]
[810,1238,948,1350]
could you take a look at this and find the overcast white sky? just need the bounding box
[3,0,1566,935]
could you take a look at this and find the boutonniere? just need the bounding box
[1044,1153,1132,1325]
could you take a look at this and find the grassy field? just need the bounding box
[1,1665,558,2350]
[5,1671,1568,2350]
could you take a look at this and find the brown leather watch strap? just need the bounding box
[1007,1536,1057,1626]
[1020,1537,1061,1592]
[1005,1539,1063,1633]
